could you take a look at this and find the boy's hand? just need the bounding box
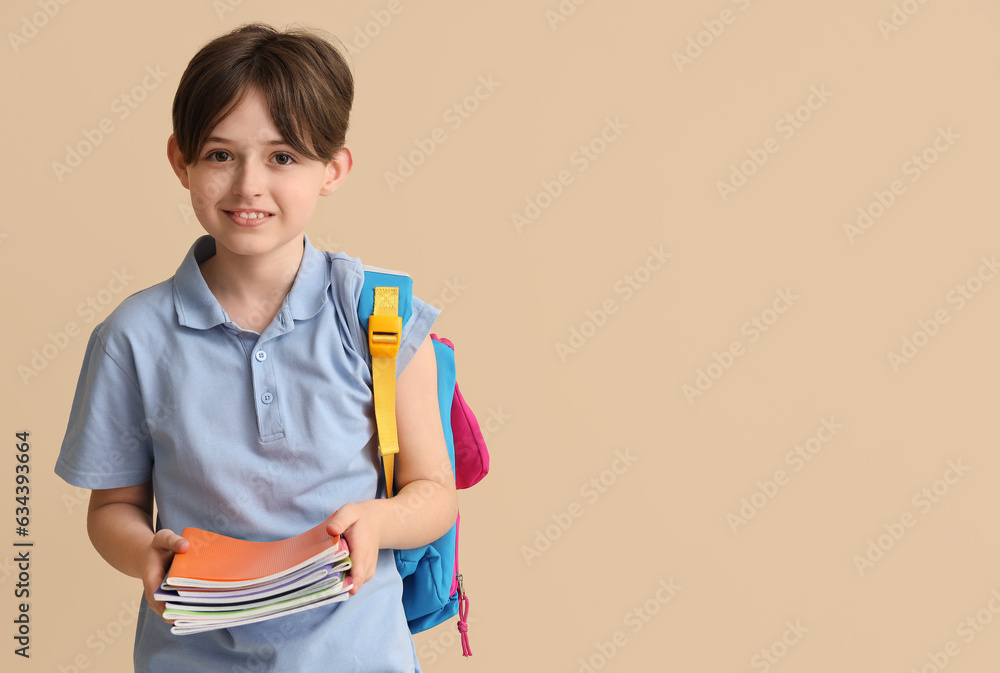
[143,529,189,619]
[326,501,381,596]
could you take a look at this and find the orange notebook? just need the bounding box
[164,519,350,589]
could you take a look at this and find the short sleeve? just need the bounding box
[55,326,153,489]
[396,294,441,377]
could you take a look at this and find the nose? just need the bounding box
[232,158,265,198]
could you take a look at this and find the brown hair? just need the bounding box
[171,22,354,165]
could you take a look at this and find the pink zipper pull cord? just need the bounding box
[457,573,472,657]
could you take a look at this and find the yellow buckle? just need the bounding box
[379,443,399,458]
[369,314,402,358]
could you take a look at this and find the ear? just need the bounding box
[319,147,353,196]
[166,134,191,190]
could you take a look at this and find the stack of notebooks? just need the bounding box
[155,520,353,635]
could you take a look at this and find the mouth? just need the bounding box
[225,210,273,227]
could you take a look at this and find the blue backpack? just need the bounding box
[358,267,489,656]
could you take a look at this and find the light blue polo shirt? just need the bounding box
[56,234,439,672]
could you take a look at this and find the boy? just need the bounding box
[56,22,456,672]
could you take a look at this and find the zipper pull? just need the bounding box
[456,573,472,657]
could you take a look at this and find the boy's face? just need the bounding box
[167,87,350,263]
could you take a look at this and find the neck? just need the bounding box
[200,237,305,324]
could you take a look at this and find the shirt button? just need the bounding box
[261,391,274,404]
[255,350,267,362]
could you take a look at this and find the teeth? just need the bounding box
[234,211,267,219]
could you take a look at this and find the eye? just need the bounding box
[274,152,296,165]
[206,150,231,162]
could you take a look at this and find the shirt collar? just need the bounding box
[172,235,330,331]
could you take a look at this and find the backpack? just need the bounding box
[358,267,490,657]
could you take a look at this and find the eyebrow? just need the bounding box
[204,136,290,146]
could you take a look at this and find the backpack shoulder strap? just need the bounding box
[358,265,414,330]
[358,266,414,499]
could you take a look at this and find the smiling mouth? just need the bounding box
[226,210,273,227]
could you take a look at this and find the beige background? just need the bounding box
[3,0,999,671]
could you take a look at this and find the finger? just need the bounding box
[326,508,357,538]
[152,529,188,553]
[142,575,168,618]
[144,567,178,623]
[345,549,361,595]
[347,553,375,595]
[326,520,342,538]
[348,557,361,595]
[348,564,375,595]
[145,591,165,617]
[152,598,171,621]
